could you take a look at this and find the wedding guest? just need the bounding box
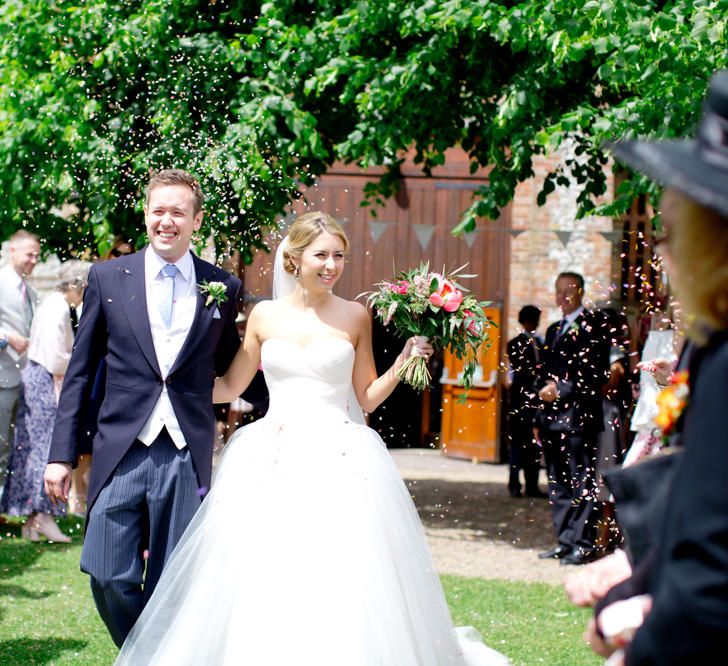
[622,329,678,465]
[0,260,90,541]
[0,230,40,502]
[536,272,611,565]
[585,68,728,664]
[506,305,546,498]
[595,308,632,548]
[103,236,134,261]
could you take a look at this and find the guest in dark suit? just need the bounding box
[506,305,546,498]
[536,272,610,565]
[43,169,241,647]
[583,68,728,665]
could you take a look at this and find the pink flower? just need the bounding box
[463,309,481,336]
[429,277,463,312]
[393,280,409,295]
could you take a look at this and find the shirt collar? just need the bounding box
[562,305,584,327]
[1,263,24,289]
[146,248,194,284]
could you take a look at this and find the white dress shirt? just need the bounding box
[137,249,198,449]
[558,305,585,337]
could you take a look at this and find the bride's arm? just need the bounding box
[213,305,264,403]
[351,303,431,413]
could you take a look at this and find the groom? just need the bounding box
[44,169,241,646]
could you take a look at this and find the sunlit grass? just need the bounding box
[1,517,599,665]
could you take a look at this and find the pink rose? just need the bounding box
[429,277,463,312]
[394,280,409,295]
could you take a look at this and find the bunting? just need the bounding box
[412,224,437,250]
[368,220,392,243]
[462,230,480,248]
[599,230,622,244]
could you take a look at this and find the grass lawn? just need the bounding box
[0,517,600,665]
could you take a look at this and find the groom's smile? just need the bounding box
[145,184,203,263]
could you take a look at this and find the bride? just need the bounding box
[115,212,509,665]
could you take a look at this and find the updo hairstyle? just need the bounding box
[282,212,349,275]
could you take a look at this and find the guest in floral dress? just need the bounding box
[0,260,90,541]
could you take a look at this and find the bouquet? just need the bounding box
[365,263,494,393]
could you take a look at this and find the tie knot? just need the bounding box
[161,264,178,280]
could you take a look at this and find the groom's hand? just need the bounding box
[44,462,73,506]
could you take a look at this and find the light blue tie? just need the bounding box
[158,263,179,328]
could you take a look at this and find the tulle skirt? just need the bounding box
[116,417,508,665]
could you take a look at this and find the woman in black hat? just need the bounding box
[585,69,728,665]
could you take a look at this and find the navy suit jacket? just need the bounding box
[536,310,610,435]
[49,247,241,512]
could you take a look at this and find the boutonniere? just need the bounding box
[199,280,228,308]
[655,370,689,443]
[568,321,580,335]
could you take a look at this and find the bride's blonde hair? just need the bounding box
[283,212,349,274]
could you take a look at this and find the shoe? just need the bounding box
[538,544,571,560]
[509,490,523,498]
[560,549,596,566]
[27,513,71,544]
[525,489,548,499]
[21,520,39,541]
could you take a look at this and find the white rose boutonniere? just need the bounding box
[199,280,228,307]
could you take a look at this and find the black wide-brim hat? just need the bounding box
[609,69,728,218]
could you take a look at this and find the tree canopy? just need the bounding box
[0,0,725,257]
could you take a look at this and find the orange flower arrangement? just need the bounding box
[654,370,690,441]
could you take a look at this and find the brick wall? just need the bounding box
[507,145,616,342]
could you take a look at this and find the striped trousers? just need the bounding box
[80,429,201,647]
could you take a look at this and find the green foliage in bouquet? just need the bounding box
[365,263,495,394]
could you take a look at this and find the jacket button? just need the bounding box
[166,377,172,385]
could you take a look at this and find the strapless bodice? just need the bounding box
[261,337,355,422]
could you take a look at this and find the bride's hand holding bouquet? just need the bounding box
[365,263,494,394]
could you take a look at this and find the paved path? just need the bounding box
[390,448,568,586]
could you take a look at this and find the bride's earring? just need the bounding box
[294,266,300,279]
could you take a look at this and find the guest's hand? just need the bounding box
[44,462,73,506]
[596,595,652,657]
[7,332,29,354]
[539,380,558,402]
[604,650,626,666]
[584,617,617,658]
[564,549,632,607]
[637,357,673,386]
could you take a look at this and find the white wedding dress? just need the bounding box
[116,337,509,665]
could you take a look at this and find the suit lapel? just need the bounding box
[118,247,162,377]
[555,312,585,348]
[169,254,220,375]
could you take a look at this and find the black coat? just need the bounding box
[536,310,610,434]
[626,331,728,664]
[49,248,241,513]
[507,332,542,418]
